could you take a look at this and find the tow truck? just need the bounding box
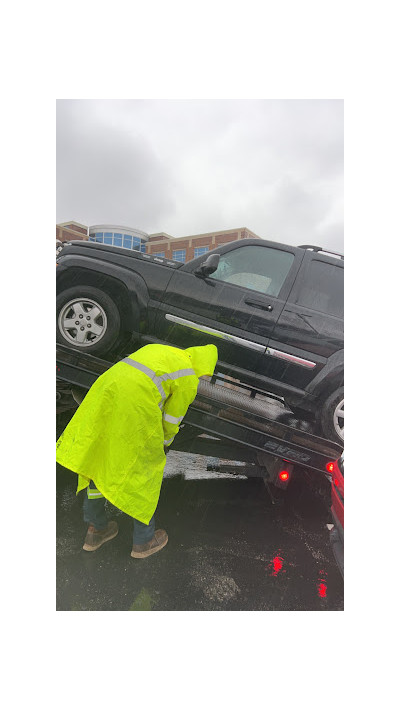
[56,344,342,504]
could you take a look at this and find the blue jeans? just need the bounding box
[83,481,156,544]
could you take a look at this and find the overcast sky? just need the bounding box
[57,99,343,253]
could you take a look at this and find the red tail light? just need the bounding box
[326,462,335,473]
[279,470,290,482]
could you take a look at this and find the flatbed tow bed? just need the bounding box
[56,345,342,499]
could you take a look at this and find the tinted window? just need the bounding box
[209,245,294,297]
[295,260,343,318]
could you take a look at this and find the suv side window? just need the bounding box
[295,259,344,318]
[209,245,295,297]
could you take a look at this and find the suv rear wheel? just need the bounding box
[320,387,344,444]
[56,286,121,355]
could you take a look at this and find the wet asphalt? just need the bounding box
[56,449,344,611]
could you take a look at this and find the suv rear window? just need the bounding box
[295,260,344,318]
[209,245,294,297]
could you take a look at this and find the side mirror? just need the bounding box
[194,253,220,277]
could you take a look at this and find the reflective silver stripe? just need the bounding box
[121,357,166,404]
[121,358,155,380]
[159,369,195,381]
[121,358,196,407]
[87,488,104,499]
[164,437,174,445]
[165,314,265,353]
[265,348,316,369]
[163,413,184,424]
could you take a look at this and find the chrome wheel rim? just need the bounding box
[333,397,344,441]
[58,298,107,347]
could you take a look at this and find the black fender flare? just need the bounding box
[56,255,150,335]
[306,349,344,403]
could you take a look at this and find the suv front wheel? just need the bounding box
[56,286,121,355]
[320,387,344,444]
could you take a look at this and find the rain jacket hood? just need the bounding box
[184,344,218,378]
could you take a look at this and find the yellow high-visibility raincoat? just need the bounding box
[56,343,218,524]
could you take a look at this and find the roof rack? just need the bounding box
[298,245,344,260]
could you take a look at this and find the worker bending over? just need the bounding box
[56,343,218,559]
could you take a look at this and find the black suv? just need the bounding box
[56,238,344,443]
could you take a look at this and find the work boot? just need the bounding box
[131,529,168,559]
[82,521,118,551]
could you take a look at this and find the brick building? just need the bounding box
[56,221,89,243]
[146,227,261,262]
[56,222,261,261]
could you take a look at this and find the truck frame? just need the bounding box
[56,344,342,502]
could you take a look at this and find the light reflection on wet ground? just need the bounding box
[56,451,344,611]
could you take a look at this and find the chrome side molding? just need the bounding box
[165,314,316,369]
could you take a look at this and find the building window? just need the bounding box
[194,246,209,258]
[153,251,165,257]
[88,231,146,252]
[173,249,186,262]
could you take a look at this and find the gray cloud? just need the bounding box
[57,100,343,251]
[57,101,176,228]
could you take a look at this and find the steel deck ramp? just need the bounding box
[56,345,341,475]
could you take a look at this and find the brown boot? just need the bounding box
[131,529,168,559]
[82,521,118,551]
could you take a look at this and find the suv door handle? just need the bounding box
[245,299,273,312]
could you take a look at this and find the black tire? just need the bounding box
[320,387,344,444]
[56,285,121,356]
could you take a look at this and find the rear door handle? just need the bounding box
[245,299,273,312]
